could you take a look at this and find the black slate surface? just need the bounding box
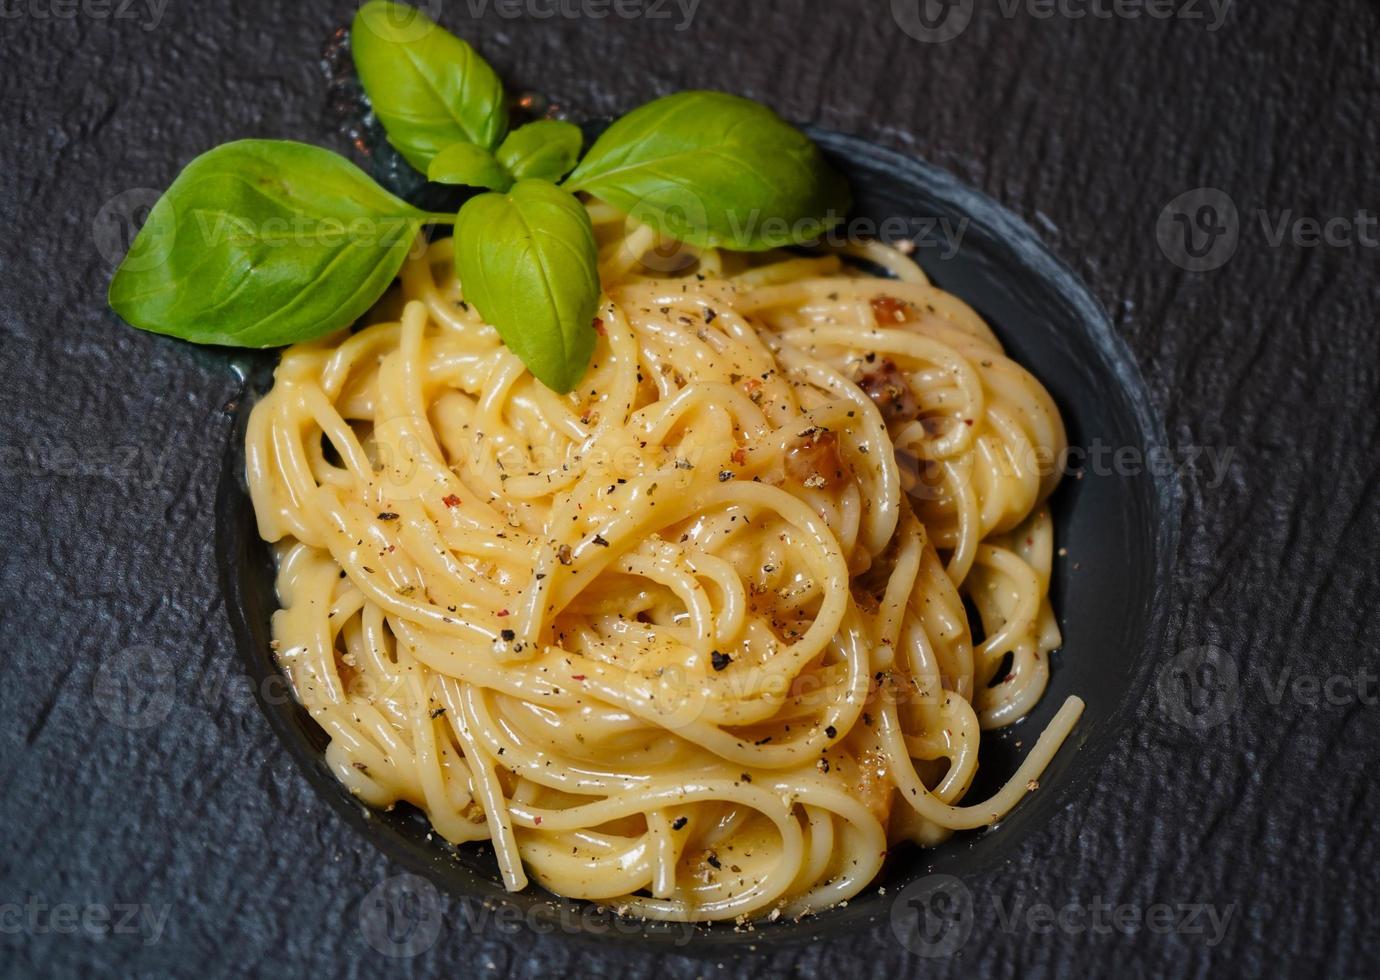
[2,0,1378,977]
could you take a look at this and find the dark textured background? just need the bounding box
[2,0,1378,976]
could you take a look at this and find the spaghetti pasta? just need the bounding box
[245,202,1081,922]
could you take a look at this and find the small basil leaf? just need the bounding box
[351,0,508,171]
[454,180,600,393]
[428,143,512,191]
[496,120,584,183]
[108,139,428,348]
[565,90,850,250]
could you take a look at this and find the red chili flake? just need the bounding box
[592,317,606,336]
[731,447,747,466]
[442,494,461,508]
[496,609,510,617]
[571,674,586,681]
[869,295,912,324]
[963,418,974,426]
[534,816,542,826]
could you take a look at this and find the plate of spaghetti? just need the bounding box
[217,133,1175,941]
[105,0,1176,946]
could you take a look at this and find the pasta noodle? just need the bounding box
[245,202,1082,922]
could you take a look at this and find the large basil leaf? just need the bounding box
[428,142,512,191]
[108,140,428,348]
[351,0,508,171]
[564,90,850,250]
[497,120,584,183]
[454,180,600,393]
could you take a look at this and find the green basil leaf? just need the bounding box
[496,120,584,183]
[454,180,600,393]
[428,142,512,191]
[565,90,850,250]
[351,0,508,171]
[108,139,428,348]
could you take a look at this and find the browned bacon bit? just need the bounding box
[592,316,606,336]
[869,294,912,324]
[442,494,461,508]
[856,358,920,424]
[784,429,848,488]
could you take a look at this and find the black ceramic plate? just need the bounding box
[216,130,1178,950]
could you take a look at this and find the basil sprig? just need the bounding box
[108,0,855,394]
[108,140,431,348]
[566,91,850,250]
[455,181,600,393]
